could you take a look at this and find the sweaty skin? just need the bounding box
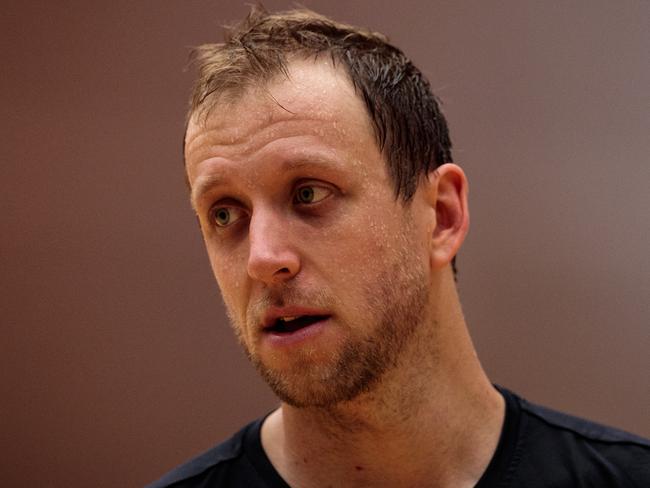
[185,57,504,488]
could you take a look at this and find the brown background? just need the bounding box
[2,1,648,486]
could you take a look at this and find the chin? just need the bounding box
[252,348,386,409]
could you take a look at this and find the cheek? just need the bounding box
[206,246,248,320]
[333,208,427,285]
[317,212,403,281]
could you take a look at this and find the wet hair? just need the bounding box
[187,5,457,273]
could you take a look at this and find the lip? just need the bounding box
[263,316,332,348]
[261,306,332,330]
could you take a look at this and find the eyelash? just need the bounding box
[207,183,334,229]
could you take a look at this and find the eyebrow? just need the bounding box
[190,173,226,211]
[189,156,344,211]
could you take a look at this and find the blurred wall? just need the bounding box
[2,1,648,486]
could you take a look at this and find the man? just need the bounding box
[148,6,649,487]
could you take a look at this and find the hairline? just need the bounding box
[183,53,393,187]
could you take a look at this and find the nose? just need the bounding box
[246,209,300,284]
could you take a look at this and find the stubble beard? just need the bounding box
[228,249,430,409]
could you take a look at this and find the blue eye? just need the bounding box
[210,206,246,227]
[296,186,315,203]
[214,208,230,226]
[294,185,331,204]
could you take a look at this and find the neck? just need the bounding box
[261,269,505,488]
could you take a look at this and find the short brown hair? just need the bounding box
[187,5,453,202]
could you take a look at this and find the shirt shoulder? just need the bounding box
[145,418,267,488]
[509,390,650,487]
[520,395,650,448]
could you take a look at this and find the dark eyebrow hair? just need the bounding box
[189,153,346,211]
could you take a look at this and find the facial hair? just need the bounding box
[226,242,429,409]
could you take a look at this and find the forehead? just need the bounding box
[184,57,377,182]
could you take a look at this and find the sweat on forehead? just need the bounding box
[187,55,359,126]
[184,57,368,150]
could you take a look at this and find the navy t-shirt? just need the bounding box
[147,387,650,487]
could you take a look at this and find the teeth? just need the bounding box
[281,316,298,322]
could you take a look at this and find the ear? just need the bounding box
[423,163,470,269]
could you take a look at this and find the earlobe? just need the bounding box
[428,164,470,269]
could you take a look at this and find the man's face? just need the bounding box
[185,58,434,408]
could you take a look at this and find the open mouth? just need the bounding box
[266,315,330,334]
